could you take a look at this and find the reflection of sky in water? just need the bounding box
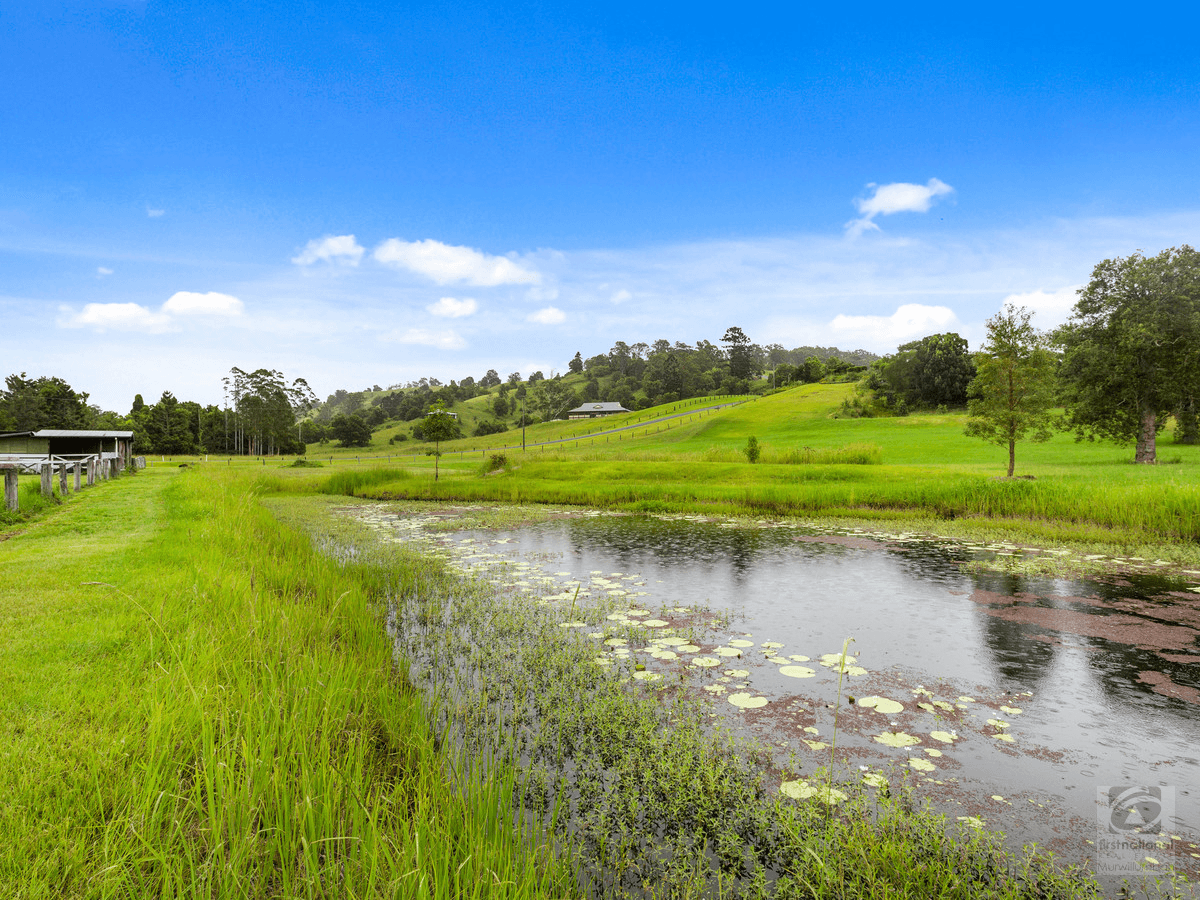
[494,515,1200,879]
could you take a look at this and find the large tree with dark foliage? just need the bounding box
[866,332,975,410]
[1056,246,1200,464]
[0,373,94,431]
[721,327,754,380]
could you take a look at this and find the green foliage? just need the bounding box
[481,453,508,473]
[318,467,412,496]
[1056,246,1200,463]
[965,305,1057,476]
[420,402,462,481]
[743,435,761,463]
[330,412,372,447]
[722,325,755,379]
[0,372,96,431]
[867,333,975,409]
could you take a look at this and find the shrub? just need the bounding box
[743,436,761,463]
[481,454,508,474]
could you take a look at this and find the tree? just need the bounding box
[480,369,501,388]
[801,356,825,384]
[866,333,974,409]
[420,401,460,481]
[1056,246,1200,463]
[964,305,1057,477]
[568,352,583,374]
[0,373,94,431]
[223,367,317,455]
[330,413,372,447]
[721,327,753,379]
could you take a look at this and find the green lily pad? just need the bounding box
[780,780,847,804]
[728,692,768,709]
[691,657,720,668]
[874,731,921,748]
[858,696,904,715]
[779,665,817,678]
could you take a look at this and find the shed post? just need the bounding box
[40,463,53,497]
[58,463,69,495]
[3,469,17,512]
[73,462,81,491]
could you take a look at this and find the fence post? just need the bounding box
[58,463,69,495]
[73,462,82,491]
[41,463,53,497]
[3,469,17,511]
[86,457,95,486]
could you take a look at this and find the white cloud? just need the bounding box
[427,296,478,318]
[374,238,540,286]
[829,303,960,346]
[997,285,1082,330]
[162,291,244,316]
[610,289,632,304]
[847,178,954,236]
[59,302,173,333]
[292,234,365,267]
[97,266,113,276]
[385,328,467,350]
[527,306,566,325]
[146,207,165,218]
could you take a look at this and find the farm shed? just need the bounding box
[0,430,134,471]
[567,402,631,419]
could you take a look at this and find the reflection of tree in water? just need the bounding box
[972,572,1056,691]
[566,516,781,579]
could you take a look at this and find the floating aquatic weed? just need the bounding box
[991,795,1011,804]
[728,692,768,709]
[761,641,785,649]
[909,758,936,773]
[788,654,811,662]
[703,684,727,694]
[918,702,936,713]
[641,619,669,628]
[858,696,905,715]
[803,726,820,735]
[998,705,1023,715]
[780,780,847,804]
[715,647,742,658]
[874,731,921,748]
[912,687,933,698]
[632,671,662,682]
[654,636,688,647]
[958,816,985,829]
[778,665,817,678]
[560,621,586,628]
[691,657,720,668]
[992,733,1015,743]
[604,637,628,646]
[724,669,749,678]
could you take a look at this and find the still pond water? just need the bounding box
[359,506,1200,885]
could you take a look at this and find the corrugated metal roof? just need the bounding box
[567,402,629,412]
[33,430,134,438]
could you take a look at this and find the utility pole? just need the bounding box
[521,398,526,452]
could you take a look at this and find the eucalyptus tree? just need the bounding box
[1056,246,1200,464]
[964,305,1057,477]
[222,367,317,455]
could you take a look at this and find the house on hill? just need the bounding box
[567,402,631,419]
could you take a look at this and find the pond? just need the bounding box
[345,504,1200,890]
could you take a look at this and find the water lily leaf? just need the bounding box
[957,696,975,703]
[678,645,702,653]
[917,702,935,713]
[761,641,785,649]
[924,748,943,757]
[728,692,768,709]
[986,719,1009,729]
[604,638,628,646]
[858,696,904,715]
[928,730,957,744]
[803,726,820,735]
[909,758,936,772]
[819,652,857,667]
[642,619,670,628]
[992,733,1015,743]
[606,614,630,622]
[728,639,754,648]
[862,772,888,788]
[594,657,613,667]
[724,669,750,678]
[654,637,689,647]
[779,665,817,679]
[932,700,954,711]
[957,816,985,829]
[715,647,743,657]
[651,650,678,660]
[691,657,720,668]
[780,780,847,804]
[703,684,726,694]
[803,740,828,751]
[559,621,586,628]
[998,705,1023,715]
[789,654,811,662]
[632,671,662,682]
[874,731,921,748]
[846,666,869,677]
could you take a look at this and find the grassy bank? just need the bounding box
[0,467,575,897]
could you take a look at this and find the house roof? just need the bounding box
[567,402,630,413]
[0,430,133,439]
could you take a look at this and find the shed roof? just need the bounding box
[567,402,630,413]
[0,430,133,439]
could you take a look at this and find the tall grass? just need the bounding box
[0,469,575,898]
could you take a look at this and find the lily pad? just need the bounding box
[641,619,670,628]
[858,696,904,715]
[929,731,957,743]
[728,639,755,648]
[650,650,678,660]
[691,657,720,668]
[778,665,817,679]
[728,692,769,709]
[678,644,702,653]
[632,671,662,682]
[803,739,828,751]
[874,731,921,748]
[780,780,848,804]
[862,772,888,788]
[924,748,943,757]
[724,669,750,678]
[986,719,1010,729]
[715,647,743,657]
[761,641,785,649]
[992,733,1015,743]
[998,705,1023,715]
[909,758,936,773]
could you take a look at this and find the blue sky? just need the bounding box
[3,1,1199,410]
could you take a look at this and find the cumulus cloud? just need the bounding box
[292,234,365,267]
[146,207,165,218]
[427,296,478,318]
[162,291,245,316]
[60,302,173,333]
[847,178,954,236]
[385,328,467,350]
[997,285,1082,329]
[374,238,540,286]
[610,289,632,304]
[527,306,565,325]
[829,303,960,347]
